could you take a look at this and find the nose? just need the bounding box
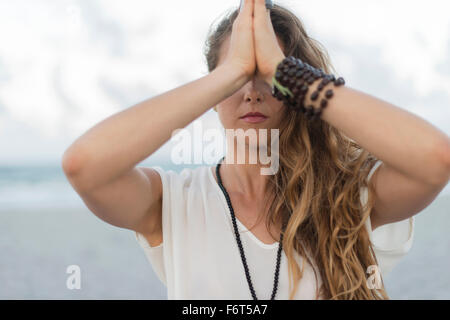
[244,90,263,103]
[244,78,264,103]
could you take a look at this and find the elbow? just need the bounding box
[61,146,88,179]
[429,137,450,186]
[62,146,105,194]
[62,147,93,194]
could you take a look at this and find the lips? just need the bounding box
[240,112,268,123]
[240,112,267,118]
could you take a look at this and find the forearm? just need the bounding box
[63,65,247,190]
[304,81,450,185]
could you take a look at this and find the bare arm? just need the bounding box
[302,81,450,230]
[62,65,247,235]
[62,0,256,243]
[63,64,247,190]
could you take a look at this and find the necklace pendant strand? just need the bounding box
[215,156,285,300]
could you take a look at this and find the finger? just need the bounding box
[254,0,270,15]
[253,0,267,29]
[239,0,254,16]
[254,0,271,28]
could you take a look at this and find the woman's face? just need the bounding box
[214,34,287,134]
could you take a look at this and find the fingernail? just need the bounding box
[266,0,273,10]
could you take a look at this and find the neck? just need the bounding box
[221,149,273,198]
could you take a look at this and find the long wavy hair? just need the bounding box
[203,4,387,300]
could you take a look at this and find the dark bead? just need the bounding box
[318,83,324,91]
[334,77,345,86]
[329,74,336,81]
[288,68,296,76]
[282,76,289,84]
[292,87,299,95]
[325,89,334,99]
[275,70,283,80]
[323,78,331,85]
[314,108,322,117]
[302,72,310,80]
[295,79,304,88]
[305,105,314,117]
[295,70,303,78]
[288,96,296,105]
[307,77,315,85]
[319,79,326,87]
[300,84,308,93]
[320,99,328,108]
[310,91,319,101]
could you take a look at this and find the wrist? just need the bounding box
[213,65,251,96]
[265,55,286,87]
[271,56,346,120]
[303,78,321,107]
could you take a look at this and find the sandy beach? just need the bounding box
[0,194,449,299]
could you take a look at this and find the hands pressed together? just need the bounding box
[222,0,286,86]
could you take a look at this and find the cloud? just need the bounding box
[0,0,448,165]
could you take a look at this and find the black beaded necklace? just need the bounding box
[215,156,284,300]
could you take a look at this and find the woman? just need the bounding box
[62,0,450,299]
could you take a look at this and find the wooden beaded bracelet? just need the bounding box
[271,56,345,120]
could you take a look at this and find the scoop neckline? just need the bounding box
[207,165,279,250]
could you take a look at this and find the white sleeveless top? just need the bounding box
[135,160,415,299]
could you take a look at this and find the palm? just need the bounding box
[253,0,285,83]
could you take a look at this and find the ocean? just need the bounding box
[0,164,449,299]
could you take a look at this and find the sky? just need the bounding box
[0,0,449,166]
